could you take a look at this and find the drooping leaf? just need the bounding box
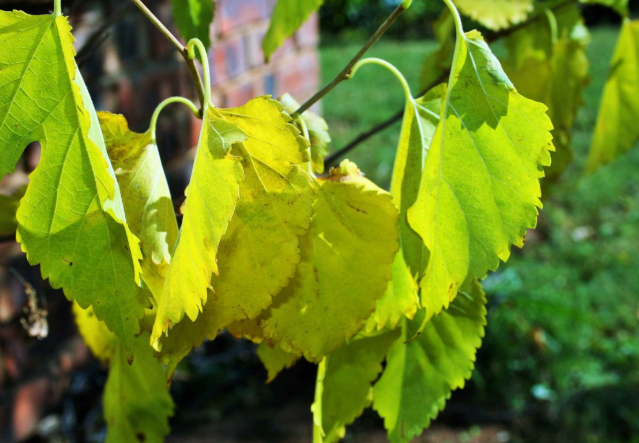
[104,333,175,443]
[407,30,554,319]
[454,0,534,30]
[171,0,215,49]
[0,185,25,237]
[373,280,487,443]
[233,161,398,362]
[154,97,313,374]
[0,11,147,355]
[585,20,639,173]
[263,0,324,62]
[581,0,629,16]
[503,4,590,185]
[151,107,245,350]
[258,342,300,383]
[99,112,178,302]
[313,330,399,443]
[73,302,117,364]
[281,93,331,174]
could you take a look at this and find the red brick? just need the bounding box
[295,13,320,48]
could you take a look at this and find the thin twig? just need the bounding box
[293,1,410,117]
[76,2,133,66]
[130,0,206,117]
[324,0,579,168]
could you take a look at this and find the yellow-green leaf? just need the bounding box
[104,332,175,443]
[313,330,399,443]
[281,93,331,174]
[585,20,639,172]
[373,280,487,443]
[244,161,398,362]
[151,107,245,350]
[263,0,324,62]
[258,342,300,383]
[407,30,553,320]
[99,112,179,302]
[73,302,117,364]
[454,0,534,30]
[0,11,146,355]
[154,97,313,374]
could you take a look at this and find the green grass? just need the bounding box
[320,26,639,441]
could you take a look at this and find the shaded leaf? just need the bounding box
[0,185,25,237]
[281,93,331,174]
[99,112,178,302]
[420,9,455,91]
[454,0,534,30]
[104,333,175,443]
[171,0,215,49]
[263,0,324,62]
[151,107,245,350]
[234,161,398,362]
[155,97,313,375]
[373,280,487,443]
[258,342,300,383]
[407,30,553,319]
[581,0,629,16]
[313,330,399,443]
[585,20,639,172]
[0,11,146,355]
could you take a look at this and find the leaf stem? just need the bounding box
[130,0,206,117]
[187,39,212,110]
[149,97,199,142]
[544,8,559,46]
[292,1,410,117]
[350,58,413,105]
[296,115,314,176]
[54,0,61,17]
[311,358,327,443]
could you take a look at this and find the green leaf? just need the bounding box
[0,185,25,237]
[585,20,639,173]
[104,332,175,443]
[234,161,399,362]
[281,93,331,174]
[373,280,487,443]
[581,0,629,16]
[0,11,147,356]
[99,112,179,302]
[263,0,324,62]
[407,30,553,319]
[454,0,534,30]
[171,0,215,49]
[313,330,400,443]
[151,107,245,350]
[503,4,589,186]
[154,97,313,374]
[258,342,300,383]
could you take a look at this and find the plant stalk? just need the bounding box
[149,97,199,142]
[292,1,410,117]
[130,0,206,117]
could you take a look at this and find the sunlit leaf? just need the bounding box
[155,97,313,374]
[263,0,324,62]
[373,280,487,443]
[585,20,639,172]
[408,30,554,319]
[73,302,117,364]
[0,11,147,356]
[151,107,245,350]
[454,0,534,30]
[313,330,399,443]
[171,0,215,49]
[104,333,174,443]
[281,93,331,174]
[99,112,178,302]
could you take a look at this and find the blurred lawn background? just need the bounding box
[319,24,639,442]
